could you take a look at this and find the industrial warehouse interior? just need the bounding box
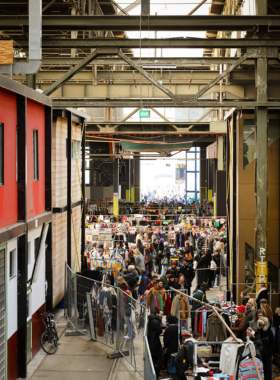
[1,0,280,380]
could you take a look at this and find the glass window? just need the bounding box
[34,237,40,261]
[0,123,3,185]
[186,153,195,171]
[9,249,16,278]
[33,129,39,181]
[86,170,90,185]
[27,292,32,319]
[196,173,200,189]
[187,173,195,191]
[28,241,31,266]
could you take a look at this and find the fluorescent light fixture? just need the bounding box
[142,65,177,69]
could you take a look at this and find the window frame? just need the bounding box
[0,122,4,186]
[9,249,16,279]
[33,129,39,181]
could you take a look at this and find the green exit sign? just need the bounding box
[166,164,171,167]
[139,110,150,118]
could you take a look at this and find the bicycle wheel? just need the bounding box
[40,329,58,354]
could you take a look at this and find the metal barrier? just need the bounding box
[64,263,157,379]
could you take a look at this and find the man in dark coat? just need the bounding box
[138,269,150,295]
[179,257,195,293]
[147,308,163,372]
[156,316,179,376]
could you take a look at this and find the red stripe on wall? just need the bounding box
[32,303,46,358]
[8,330,17,380]
[26,100,45,220]
[0,89,17,229]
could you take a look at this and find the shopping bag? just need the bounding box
[168,355,177,374]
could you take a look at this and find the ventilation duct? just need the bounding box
[0,0,42,75]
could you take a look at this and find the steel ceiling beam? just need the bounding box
[16,38,280,49]
[195,53,249,98]
[43,47,118,96]
[53,99,280,108]
[2,15,280,31]
[37,57,271,66]
[118,49,174,98]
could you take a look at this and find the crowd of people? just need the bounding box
[85,217,279,380]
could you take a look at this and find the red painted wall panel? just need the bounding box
[0,89,17,229]
[26,101,45,219]
[8,331,17,380]
[32,303,46,358]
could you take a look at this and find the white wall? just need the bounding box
[6,226,46,341]
[28,226,46,314]
[6,239,17,340]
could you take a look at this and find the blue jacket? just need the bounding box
[138,271,150,295]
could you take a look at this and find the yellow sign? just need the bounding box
[208,189,213,202]
[131,187,135,202]
[256,260,268,285]
[126,189,130,202]
[113,193,119,216]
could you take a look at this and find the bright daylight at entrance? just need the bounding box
[0,1,279,380]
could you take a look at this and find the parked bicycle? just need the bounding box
[38,310,59,354]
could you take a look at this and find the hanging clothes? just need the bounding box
[220,337,244,376]
[206,314,227,342]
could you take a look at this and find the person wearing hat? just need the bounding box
[257,316,274,380]
[232,305,247,341]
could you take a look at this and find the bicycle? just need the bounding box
[38,310,59,354]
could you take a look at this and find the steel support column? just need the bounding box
[26,74,36,89]
[113,158,119,215]
[134,158,140,202]
[67,112,72,268]
[217,135,224,171]
[255,0,268,284]
[141,0,150,15]
[200,148,207,204]
[81,122,86,268]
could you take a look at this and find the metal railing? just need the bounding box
[64,263,156,379]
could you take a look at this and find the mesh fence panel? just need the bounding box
[64,265,154,379]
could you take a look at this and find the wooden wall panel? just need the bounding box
[52,116,82,307]
[0,40,13,65]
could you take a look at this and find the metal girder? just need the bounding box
[188,0,207,16]
[37,57,273,66]
[20,70,274,83]
[42,0,57,12]
[2,15,280,31]
[16,38,280,49]
[118,49,174,98]
[53,99,280,108]
[118,0,141,15]
[111,108,140,130]
[43,47,118,96]
[195,53,249,99]
[150,108,178,130]
[110,0,129,16]
[141,0,150,15]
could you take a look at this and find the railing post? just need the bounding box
[116,287,120,352]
